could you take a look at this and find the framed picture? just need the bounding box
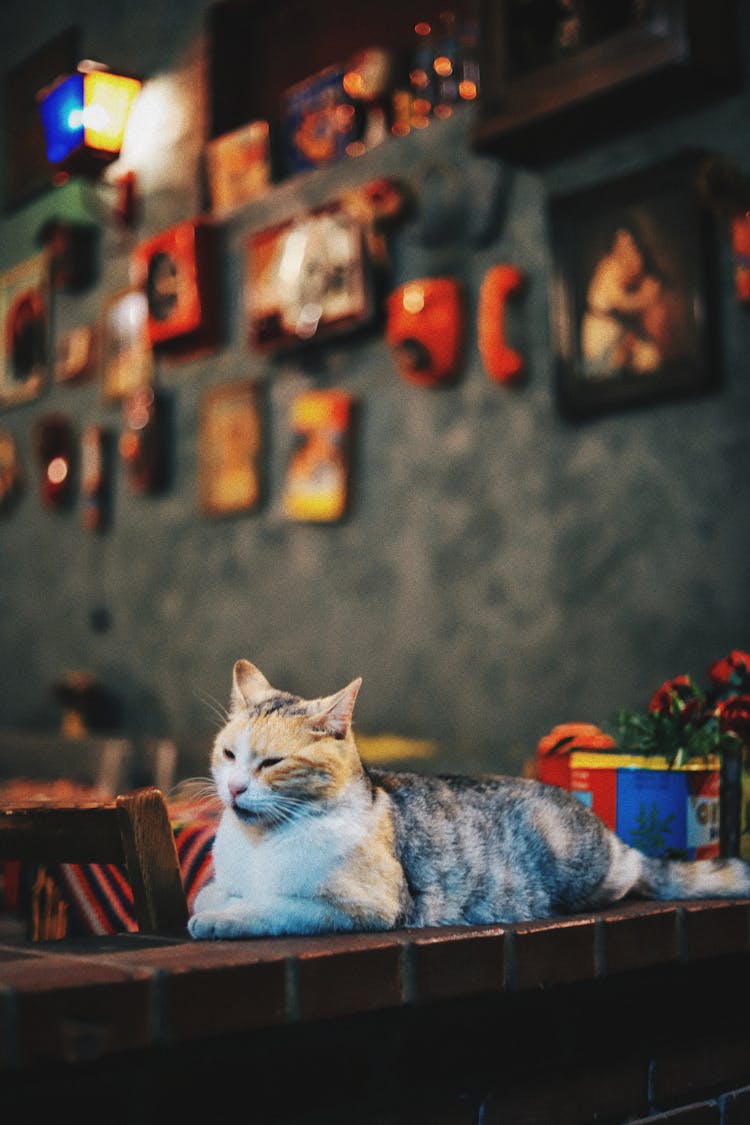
[283,389,354,523]
[0,253,49,410]
[247,202,372,353]
[100,288,153,403]
[205,120,271,216]
[280,65,358,175]
[197,379,263,516]
[549,153,720,420]
[472,1,739,162]
[55,324,99,385]
[131,218,220,354]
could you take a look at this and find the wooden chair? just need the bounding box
[0,787,189,935]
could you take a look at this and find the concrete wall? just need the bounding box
[1,0,749,777]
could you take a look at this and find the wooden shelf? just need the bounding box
[472,0,741,164]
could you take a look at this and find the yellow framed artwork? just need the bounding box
[197,379,263,516]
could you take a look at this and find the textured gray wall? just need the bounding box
[1,1,749,778]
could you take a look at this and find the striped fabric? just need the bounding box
[53,821,216,937]
[60,861,138,935]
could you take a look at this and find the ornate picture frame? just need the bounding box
[549,152,720,420]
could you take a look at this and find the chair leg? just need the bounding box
[116,788,189,933]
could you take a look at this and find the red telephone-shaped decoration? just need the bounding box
[477,264,525,384]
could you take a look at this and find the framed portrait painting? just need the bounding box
[549,152,720,420]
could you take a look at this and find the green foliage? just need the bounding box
[612,701,739,768]
[630,801,675,856]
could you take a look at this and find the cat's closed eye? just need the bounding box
[257,757,283,771]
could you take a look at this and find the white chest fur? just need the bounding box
[212,796,372,905]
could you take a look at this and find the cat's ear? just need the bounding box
[308,677,362,739]
[231,659,274,711]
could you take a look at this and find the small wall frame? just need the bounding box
[283,388,354,523]
[197,379,263,517]
[0,253,48,410]
[131,218,220,356]
[246,203,372,353]
[100,288,153,404]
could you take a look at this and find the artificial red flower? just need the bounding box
[707,650,750,693]
[715,695,750,742]
[648,675,703,724]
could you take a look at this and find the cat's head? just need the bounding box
[211,659,364,827]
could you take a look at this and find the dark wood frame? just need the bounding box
[0,787,188,934]
[548,151,720,420]
[472,0,740,162]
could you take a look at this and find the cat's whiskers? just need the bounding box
[194,689,230,729]
[170,776,220,808]
[247,792,321,835]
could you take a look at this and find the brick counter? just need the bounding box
[2,900,750,1123]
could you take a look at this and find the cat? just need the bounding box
[188,659,750,940]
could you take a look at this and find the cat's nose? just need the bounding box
[229,781,247,799]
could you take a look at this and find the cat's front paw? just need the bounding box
[188,908,257,940]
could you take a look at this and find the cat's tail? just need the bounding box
[636,854,750,900]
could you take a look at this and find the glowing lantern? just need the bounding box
[38,66,141,175]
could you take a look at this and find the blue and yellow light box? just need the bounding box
[38,67,141,174]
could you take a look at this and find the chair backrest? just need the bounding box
[0,787,189,934]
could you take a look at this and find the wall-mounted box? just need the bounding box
[131,218,221,356]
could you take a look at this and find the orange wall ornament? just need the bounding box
[385,277,463,386]
[477,263,525,384]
